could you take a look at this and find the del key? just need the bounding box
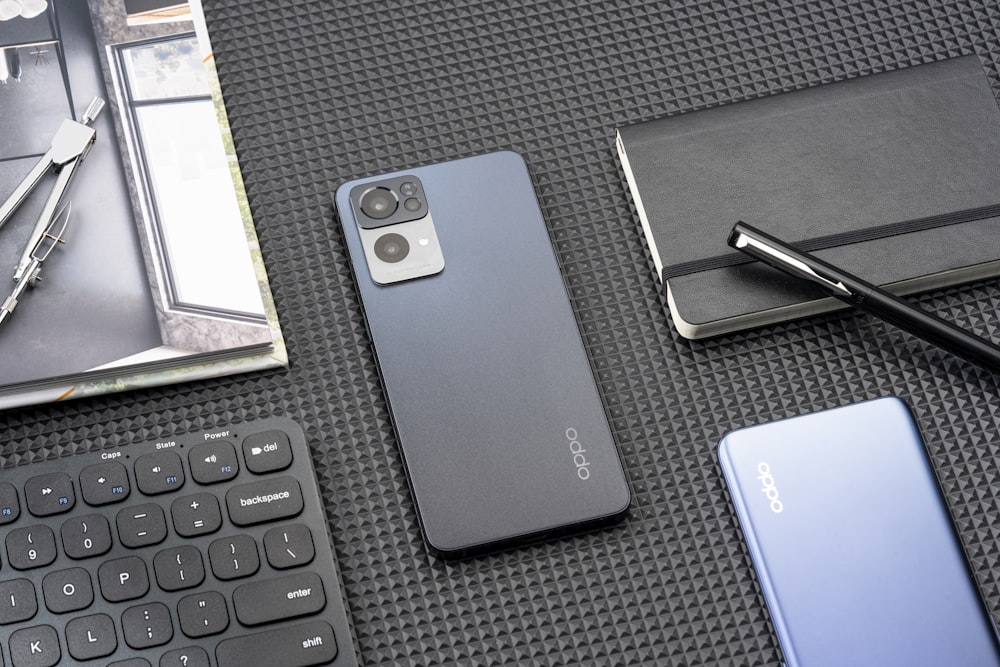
[225,476,303,526]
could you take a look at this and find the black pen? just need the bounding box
[728,221,1000,373]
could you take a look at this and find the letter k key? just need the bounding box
[10,624,60,666]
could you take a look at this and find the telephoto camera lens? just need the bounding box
[360,187,398,219]
[374,233,410,263]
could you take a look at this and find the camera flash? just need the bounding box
[418,237,430,246]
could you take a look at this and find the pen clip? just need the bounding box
[729,225,853,298]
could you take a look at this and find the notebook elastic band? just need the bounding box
[661,203,1000,280]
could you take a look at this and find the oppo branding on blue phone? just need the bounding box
[335,151,629,557]
[755,462,783,513]
[719,397,1000,666]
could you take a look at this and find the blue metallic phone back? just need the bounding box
[719,397,1000,666]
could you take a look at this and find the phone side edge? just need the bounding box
[717,434,799,667]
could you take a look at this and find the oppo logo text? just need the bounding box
[757,462,783,513]
[565,428,590,480]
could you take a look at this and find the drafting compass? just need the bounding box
[0,97,104,326]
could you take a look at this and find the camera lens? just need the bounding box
[360,187,398,219]
[373,233,410,263]
[399,181,418,196]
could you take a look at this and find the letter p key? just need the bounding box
[99,556,150,602]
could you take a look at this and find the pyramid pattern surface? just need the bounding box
[5,1,1000,664]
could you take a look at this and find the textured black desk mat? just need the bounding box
[6,1,1000,665]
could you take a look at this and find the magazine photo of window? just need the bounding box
[0,0,285,409]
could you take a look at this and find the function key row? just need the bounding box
[0,430,294,523]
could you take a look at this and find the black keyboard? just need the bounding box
[0,417,359,667]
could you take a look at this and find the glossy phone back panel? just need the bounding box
[719,397,1000,667]
[335,151,630,556]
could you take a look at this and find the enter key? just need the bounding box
[232,571,326,626]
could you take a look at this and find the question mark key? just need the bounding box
[161,647,209,667]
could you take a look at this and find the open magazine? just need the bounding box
[0,0,286,409]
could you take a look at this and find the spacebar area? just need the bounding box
[216,620,338,667]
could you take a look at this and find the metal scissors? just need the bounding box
[0,96,105,326]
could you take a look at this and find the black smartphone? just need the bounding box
[334,151,630,557]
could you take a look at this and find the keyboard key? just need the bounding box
[242,430,293,474]
[60,514,112,559]
[189,441,239,484]
[117,504,168,548]
[233,571,326,626]
[9,624,60,667]
[264,524,316,569]
[208,534,259,580]
[122,601,173,649]
[24,473,74,517]
[177,591,228,638]
[0,482,21,524]
[161,647,210,667]
[109,660,152,667]
[41,568,93,614]
[98,556,149,602]
[170,493,222,537]
[153,546,204,592]
[134,451,185,495]
[79,461,130,506]
[7,526,56,570]
[65,613,117,660]
[0,579,37,625]
[226,476,304,526]
[215,620,337,667]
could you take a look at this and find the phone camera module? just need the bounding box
[374,233,410,263]
[360,187,398,220]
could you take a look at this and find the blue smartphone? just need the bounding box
[718,397,1000,666]
[334,151,630,557]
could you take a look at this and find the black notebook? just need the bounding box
[616,56,1000,339]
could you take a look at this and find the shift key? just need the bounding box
[216,620,337,667]
[226,477,304,526]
